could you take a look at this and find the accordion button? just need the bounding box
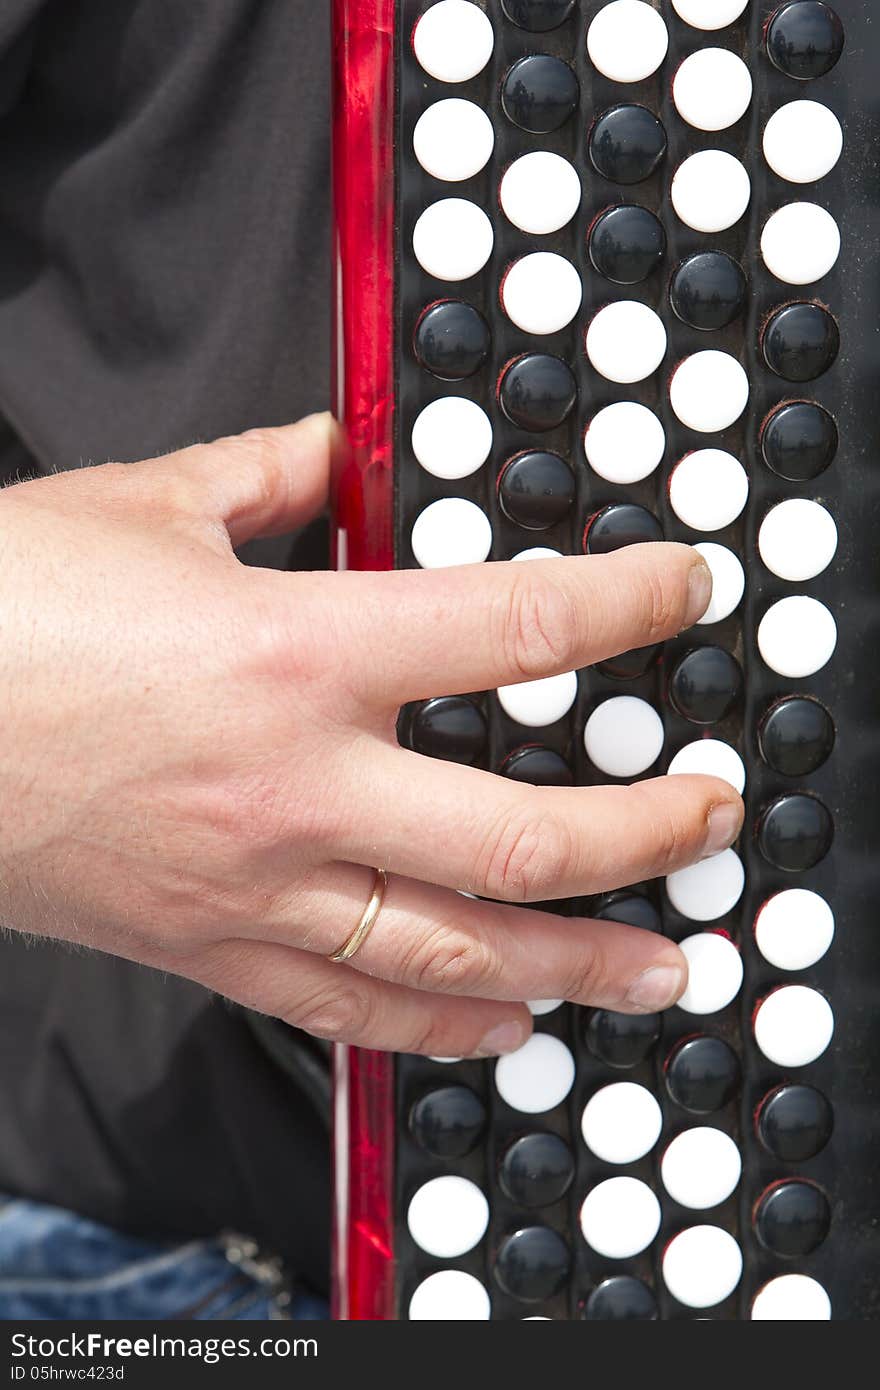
[502,252,583,336]
[500,745,574,786]
[499,1132,575,1207]
[675,932,743,1011]
[413,197,494,282]
[669,252,747,332]
[498,450,575,532]
[586,301,667,384]
[589,104,667,185]
[584,696,665,778]
[585,1008,662,1068]
[760,203,840,286]
[662,1226,742,1308]
[669,646,743,725]
[584,502,663,554]
[762,302,840,382]
[751,1273,831,1321]
[409,1270,491,1320]
[667,854,744,924]
[757,595,837,678]
[759,695,835,776]
[588,204,666,285]
[593,892,661,934]
[671,0,749,29]
[757,792,833,872]
[501,0,577,31]
[660,1126,742,1209]
[500,151,582,235]
[414,299,490,380]
[673,48,752,133]
[668,448,749,531]
[586,1,669,84]
[584,400,666,485]
[407,1174,489,1258]
[754,887,835,970]
[665,1035,740,1113]
[411,497,492,568]
[408,695,488,765]
[669,350,749,433]
[667,738,745,795]
[692,543,744,625]
[755,1180,831,1257]
[412,0,495,85]
[754,985,834,1067]
[495,1032,576,1113]
[757,1083,834,1162]
[766,2,845,80]
[763,99,843,184]
[585,1276,658,1320]
[498,354,577,432]
[495,1226,571,1302]
[497,669,578,728]
[760,400,837,482]
[581,1082,663,1164]
[595,643,663,680]
[758,498,837,580]
[409,1084,487,1158]
[671,150,751,234]
[501,54,579,134]
[412,395,492,480]
[580,1177,661,1260]
[413,98,495,182]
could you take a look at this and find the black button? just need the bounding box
[593,892,661,933]
[408,697,487,765]
[757,1084,834,1163]
[498,451,575,531]
[759,697,835,776]
[499,354,577,433]
[763,302,839,383]
[494,1226,571,1303]
[757,793,834,872]
[585,1009,662,1069]
[589,205,665,285]
[666,1035,740,1113]
[501,0,576,30]
[589,104,667,185]
[670,253,747,332]
[584,503,663,554]
[501,745,574,786]
[767,2,844,80]
[502,55,579,134]
[761,399,837,482]
[499,1132,575,1208]
[755,1181,831,1257]
[585,1277,658,1321]
[408,1085,486,1159]
[595,643,662,680]
[669,647,744,726]
[413,300,490,381]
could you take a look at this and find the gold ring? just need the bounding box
[328,869,388,963]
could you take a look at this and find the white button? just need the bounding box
[586,302,667,385]
[429,1056,462,1063]
[502,253,582,336]
[413,1,494,84]
[671,0,749,29]
[580,1177,661,1260]
[527,999,564,1016]
[668,738,746,794]
[413,99,495,182]
[413,198,494,282]
[662,1226,742,1308]
[581,1082,663,1165]
[668,449,748,532]
[758,499,837,581]
[671,150,751,233]
[755,888,835,972]
[692,543,744,625]
[411,497,492,569]
[584,696,664,779]
[676,931,743,1011]
[673,49,752,132]
[661,1128,742,1209]
[411,397,492,480]
[512,546,563,562]
[587,1,669,83]
[751,1275,832,1322]
[495,1033,576,1114]
[667,855,744,925]
[409,1270,491,1321]
[500,152,581,235]
[670,351,749,434]
[407,1176,489,1258]
[757,595,837,678]
[763,100,843,184]
[761,202,840,285]
[754,986,834,1067]
[584,402,665,485]
[498,670,578,728]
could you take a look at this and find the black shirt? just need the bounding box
[0,0,333,1292]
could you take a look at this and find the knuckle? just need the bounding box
[293,986,375,1043]
[564,941,609,1005]
[628,783,693,875]
[641,565,681,643]
[404,924,502,996]
[476,804,574,902]
[501,574,578,680]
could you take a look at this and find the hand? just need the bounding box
[0,416,742,1056]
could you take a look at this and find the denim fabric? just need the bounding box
[0,1198,328,1321]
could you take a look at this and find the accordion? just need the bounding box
[331,0,879,1320]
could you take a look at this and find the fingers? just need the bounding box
[333,544,712,707]
[269,865,690,1015]
[187,936,533,1057]
[334,744,743,902]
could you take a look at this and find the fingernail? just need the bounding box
[704,801,743,857]
[624,965,685,1012]
[685,559,713,627]
[477,1020,527,1056]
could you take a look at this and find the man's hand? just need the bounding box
[0,416,743,1057]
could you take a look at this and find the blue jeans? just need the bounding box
[0,1197,328,1321]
